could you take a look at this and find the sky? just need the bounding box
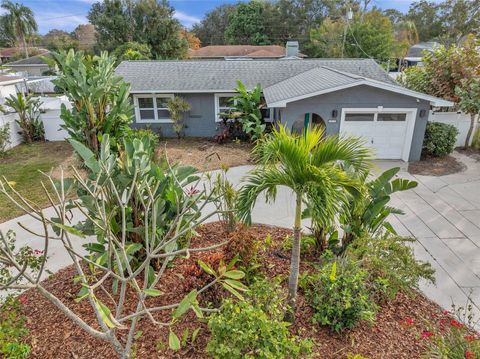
[0,0,428,34]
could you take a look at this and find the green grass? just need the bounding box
[0,141,73,223]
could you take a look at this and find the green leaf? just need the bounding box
[222,282,245,301]
[173,290,197,319]
[329,262,337,282]
[169,330,181,351]
[144,288,164,297]
[191,328,201,344]
[198,260,215,276]
[75,286,89,303]
[68,138,100,173]
[223,279,248,292]
[51,223,86,238]
[223,270,245,280]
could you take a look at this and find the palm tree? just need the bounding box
[1,1,38,58]
[236,125,372,321]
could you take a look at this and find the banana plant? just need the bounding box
[340,167,417,250]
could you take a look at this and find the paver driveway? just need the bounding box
[1,151,479,321]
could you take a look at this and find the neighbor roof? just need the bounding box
[6,52,51,66]
[116,58,396,93]
[0,47,48,58]
[0,75,23,85]
[188,45,300,58]
[263,66,453,107]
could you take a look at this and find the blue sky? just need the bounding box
[1,0,426,34]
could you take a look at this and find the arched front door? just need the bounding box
[291,113,326,134]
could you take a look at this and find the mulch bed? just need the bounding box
[19,222,444,358]
[408,153,466,176]
[457,147,480,162]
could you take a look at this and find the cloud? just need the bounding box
[35,11,89,34]
[173,10,201,28]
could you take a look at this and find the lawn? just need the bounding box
[0,141,74,223]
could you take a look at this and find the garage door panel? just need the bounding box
[341,111,410,160]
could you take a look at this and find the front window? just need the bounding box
[135,95,173,123]
[215,93,273,122]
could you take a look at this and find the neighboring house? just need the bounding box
[404,41,438,67]
[115,58,452,162]
[188,41,305,59]
[0,47,48,64]
[4,52,52,76]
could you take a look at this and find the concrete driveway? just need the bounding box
[1,151,479,320]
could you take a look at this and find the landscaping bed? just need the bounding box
[21,222,444,358]
[408,153,466,176]
[0,141,75,223]
[156,138,253,172]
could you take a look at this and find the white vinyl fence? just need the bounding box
[429,111,476,147]
[0,113,22,150]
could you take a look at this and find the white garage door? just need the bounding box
[340,110,414,160]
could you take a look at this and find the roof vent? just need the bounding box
[285,41,299,57]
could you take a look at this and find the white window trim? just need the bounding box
[214,93,274,123]
[339,107,418,162]
[133,94,174,123]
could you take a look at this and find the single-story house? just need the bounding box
[4,52,52,77]
[0,47,48,64]
[115,58,452,161]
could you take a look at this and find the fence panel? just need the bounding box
[0,113,22,150]
[429,111,475,147]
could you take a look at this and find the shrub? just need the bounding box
[207,279,312,359]
[347,235,435,300]
[167,96,191,139]
[423,122,459,157]
[0,123,11,156]
[305,257,377,332]
[206,167,238,233]
[0,296,30,358]
[4,93,45,144]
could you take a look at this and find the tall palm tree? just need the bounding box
[236,125,372,322]
[1,1,38,58]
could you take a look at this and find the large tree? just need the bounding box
[43,29,78,51]
[1,0,38,58]
[73,24,97,52]
[88,0,187,59]
[191,4,237,45]
[225,1,271,45]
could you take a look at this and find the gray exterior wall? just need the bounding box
[279,85,430,161]
[131,93,218,138]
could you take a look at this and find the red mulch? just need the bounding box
[408,153,466,176]
[19,222,443,358]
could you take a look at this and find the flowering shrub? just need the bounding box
[305,258,377,332]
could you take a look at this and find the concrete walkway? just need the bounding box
[1,152,479,321]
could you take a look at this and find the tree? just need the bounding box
[225,1,271,45]
[406,0,442,42]
[181,29,201,49]
[344,11,396,62]
[1,0,38,58]
[43,29,78,51]
[132,0,188,59]
[73,24,97,52]
[191,4,237,45]
[49,50,133,154]
[382,8,405,24]
[308,18,345,58]
[456,78,480,147]
[112,41,152,61]
[0,15,15,47]
[236,126,371,321]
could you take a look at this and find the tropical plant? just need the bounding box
[48,49,133,155]
[236,125,372,321]
[347,235,435,300]
[205,166,237,232]
[339,167,417,250]
[167,96,191,139]
[207,279,312,359]
[229,80,266,142]
[4,93,44,144]
[423,122,459,157]
[0,135,244,358]
[0,123,11,156]
[304,257,377,332]
[0,1,37,58]
[112,41,152,62]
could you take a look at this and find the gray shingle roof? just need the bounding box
[264,67,362,105]
[7,52,51,66]
[115,58,395,93]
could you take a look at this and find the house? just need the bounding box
[4,52,52,76]
[188,41,305,59]
[403,42,438,67]
[0,47,48,64]
[115,58,452,162]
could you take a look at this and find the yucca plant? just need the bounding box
[236,125,372,321]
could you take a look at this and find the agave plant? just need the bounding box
[340,166,417,250]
